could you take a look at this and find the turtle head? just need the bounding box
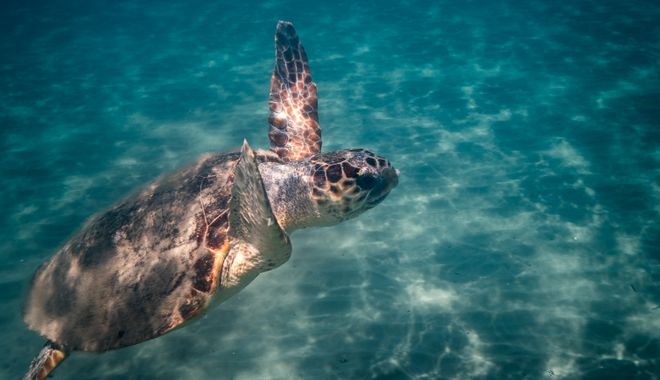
[307,149,399,226]
[259,148,398,232]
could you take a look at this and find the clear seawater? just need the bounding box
[1,1,659,379]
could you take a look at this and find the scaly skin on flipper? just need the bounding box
[221,140,291,297]
[268,21,321,161]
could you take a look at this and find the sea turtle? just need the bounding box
[22,20,399,380]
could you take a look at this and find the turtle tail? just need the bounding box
[23,341,68,380]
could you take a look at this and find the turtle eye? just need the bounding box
[356,173,378,190]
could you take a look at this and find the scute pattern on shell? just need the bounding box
[23,153,241,352]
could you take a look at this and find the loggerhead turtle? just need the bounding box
[22,20,398,380]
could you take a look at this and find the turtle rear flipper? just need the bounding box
[23,341,67,380]
[268,21,321,161]
[222,140,291,291]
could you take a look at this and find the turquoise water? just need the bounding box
[1,0,659,379]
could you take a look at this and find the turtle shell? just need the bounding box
[24,152,243,352]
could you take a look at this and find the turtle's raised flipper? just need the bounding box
[23,341,67,380]
[222,140,291,294]
[268,20,322,162]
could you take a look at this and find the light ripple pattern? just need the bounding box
[1,0,658,379]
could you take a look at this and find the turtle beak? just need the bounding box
[382,167,399,192]
[366,167,398,206]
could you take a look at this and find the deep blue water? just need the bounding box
[1,0,659,379]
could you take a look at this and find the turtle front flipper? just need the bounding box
[268,21,322,162]
[221,140,292,295]
[23,341,67,380]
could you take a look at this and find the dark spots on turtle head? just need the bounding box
[192,253,215,292]
[365,157,377,168]
[328,205,343,217]
[330,185,340,194]
[341,162,358,178]
[357,174,378,190]
[378,159,387,168]
[316,152,344,165]
[327,164,342,183]
[313,168,327,187]
[342,179,355,187]
[312,188,325,197]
